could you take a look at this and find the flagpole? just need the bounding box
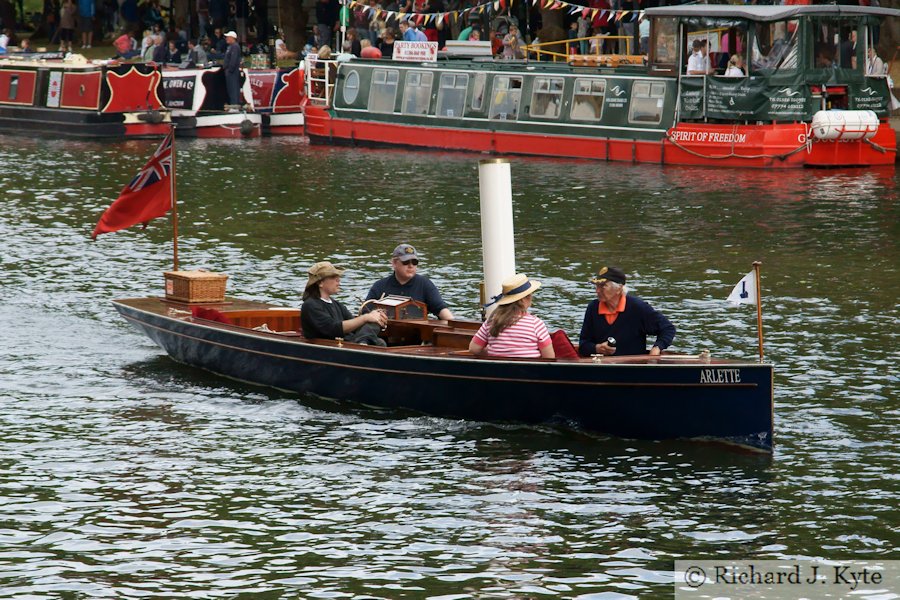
[753,260,763,362]
[170,125,180,272]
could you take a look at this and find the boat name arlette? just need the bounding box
[699,368,742,384]
[669,131,748,144]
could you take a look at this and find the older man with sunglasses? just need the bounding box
[365,244,454,321]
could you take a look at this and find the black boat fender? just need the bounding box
[240,119,254,136]
[138,110,165,124]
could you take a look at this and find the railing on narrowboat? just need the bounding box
[525,35,640,64]
[305,55,337,106]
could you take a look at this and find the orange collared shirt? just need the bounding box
[598,294,627,325]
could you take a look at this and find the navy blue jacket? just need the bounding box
[365,274,449,318]
[578,295,675,357]
[223,42,241,73]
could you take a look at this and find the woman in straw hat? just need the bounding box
[300,261,388,345]
[468,274,555,359]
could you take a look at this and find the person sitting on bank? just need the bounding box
[578,266,675,357]
[114,30,140,59]
[165,39,182,64]
[301,261,388,345]
[468,273,555,359]
[686,38,712,75]
[185,38,207,67]
[275,36,298,61]
[365,244,454,320]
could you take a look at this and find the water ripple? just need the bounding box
[0,136,897,597]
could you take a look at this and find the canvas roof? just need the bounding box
[643,4,900,22]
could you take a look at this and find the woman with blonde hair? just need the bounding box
[468,274,555,359]
[724,53,745,77]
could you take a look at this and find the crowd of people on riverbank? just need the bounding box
[301,243,676,360]
[0,0,643,63]
[0,0,895,101]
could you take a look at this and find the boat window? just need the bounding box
[342,69,360,105]
[368,68,399,113]
[752,19,799,73]
[649,17,677,72]
[628,80,664,124]
[489,76,523,120]
[529,77,564,119]
[8,75,18,101]
[471,73,487,111]
[684,20,754,76]
[808,17,859,71]
[684,25,728,75]
[436,73,468,118]
[570,78,605,121]
[402,70,434,115]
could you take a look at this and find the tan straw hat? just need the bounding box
[305,261,345,290]
[492,273,541,306]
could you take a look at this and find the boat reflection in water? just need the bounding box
[304,4,898,168]
[113,294,774,453]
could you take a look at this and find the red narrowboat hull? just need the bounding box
[304,105,895,168]
[249,67,306,136]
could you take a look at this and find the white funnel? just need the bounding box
[478,159,516,317]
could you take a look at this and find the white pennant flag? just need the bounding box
[727,270,757,305]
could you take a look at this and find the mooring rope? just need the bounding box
[664,131,810,161]
[864,138,897,153]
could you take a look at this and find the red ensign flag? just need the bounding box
[92,130,174,239]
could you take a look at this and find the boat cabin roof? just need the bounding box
[644,4,900,22]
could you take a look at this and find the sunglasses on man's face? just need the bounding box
[401,259,419,266]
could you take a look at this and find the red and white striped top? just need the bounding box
[471,313,552,358]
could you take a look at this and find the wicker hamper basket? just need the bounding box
[164,270,228,303]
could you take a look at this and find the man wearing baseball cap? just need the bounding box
[578,266,675,357]
[365,243,454,320]
[222,30,242,107]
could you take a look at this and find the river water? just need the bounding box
[1,135,897,598]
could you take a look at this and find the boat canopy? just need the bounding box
[644,5,900,22]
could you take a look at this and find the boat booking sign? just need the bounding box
[393,41,439,62]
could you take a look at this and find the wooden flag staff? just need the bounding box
[753,260,763,363]
[170,124,179,272]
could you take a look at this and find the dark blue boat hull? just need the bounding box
[115,300,774,452]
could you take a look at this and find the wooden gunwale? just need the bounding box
[116,296,765,376]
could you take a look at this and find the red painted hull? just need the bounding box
[124,122,171,138]
[304,105,895,168]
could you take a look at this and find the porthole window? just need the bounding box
[343,70,360,104]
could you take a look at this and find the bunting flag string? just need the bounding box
[346,0,642,24]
